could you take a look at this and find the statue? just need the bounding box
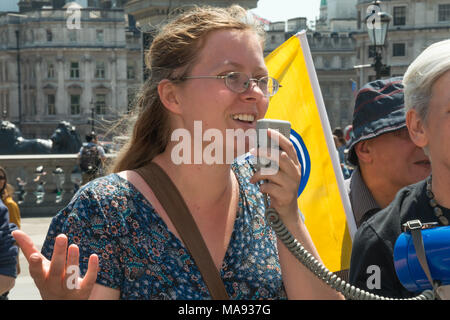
[50,121,82,154]
[0,120,82,154]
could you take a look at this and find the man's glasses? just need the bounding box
[180,72,282,97]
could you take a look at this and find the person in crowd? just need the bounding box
[0,167,20,229]
[15,177,26,204]
[0,167,21,299]
[333,130,351,179]
[345,77,431,229]
[12,5,343,300]
[78,132,106,185]
[349,39,450,298]
[0,197,18,297]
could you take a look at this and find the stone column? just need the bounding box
[109,54,117,115]
[56,54,66,116]
[35,56,43,121]
[82,54,92,117]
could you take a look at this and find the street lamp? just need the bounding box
[365,1,392,79]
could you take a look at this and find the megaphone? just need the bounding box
[394,221,450,293]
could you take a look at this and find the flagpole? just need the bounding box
[296,31,357,239]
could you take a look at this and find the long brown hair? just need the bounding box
[111,5,265,172]
[0,166,8,200]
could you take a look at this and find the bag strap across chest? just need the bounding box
[134,162,229,300]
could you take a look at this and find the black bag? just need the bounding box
[79,144,101,174]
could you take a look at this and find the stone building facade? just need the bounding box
[263,0,450,129]
[264,0,358,129]
[310,0,358,129]
[355,0,450,85]
[0,3,142,139]
[308,32,357,128]
[124,0,258,31]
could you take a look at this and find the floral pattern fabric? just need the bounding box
[41,159,287,300]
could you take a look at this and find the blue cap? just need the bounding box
[346,77,406,166]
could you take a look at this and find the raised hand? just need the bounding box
[12,230,99,300]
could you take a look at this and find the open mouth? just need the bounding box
[232,113,255,124]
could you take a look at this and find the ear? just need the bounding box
[354,140,373,165]
[406,109,428,148]
[157,79,182,115]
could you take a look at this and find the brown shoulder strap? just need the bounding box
[134,162,229,300]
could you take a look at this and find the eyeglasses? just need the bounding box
[0,176,5,180]
[180,72,282,97]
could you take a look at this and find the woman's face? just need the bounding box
[174,29,270,159]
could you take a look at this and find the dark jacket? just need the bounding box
[349,178,449,298]
[0,199,18,278]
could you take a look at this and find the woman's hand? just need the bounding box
[12,230,99,300]
[250,128,302,223]
[250,129,344,299]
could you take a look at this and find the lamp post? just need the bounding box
[365,0,392,79]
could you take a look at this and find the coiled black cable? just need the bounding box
[264,205,435,300]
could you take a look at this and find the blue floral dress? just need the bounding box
[41,159,287,300]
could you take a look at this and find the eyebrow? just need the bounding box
[213,60,268,74]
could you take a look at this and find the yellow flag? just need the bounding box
[265,31,356,272]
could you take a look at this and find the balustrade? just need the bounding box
[0,154,114,217]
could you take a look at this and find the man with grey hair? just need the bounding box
[349,39,450,299]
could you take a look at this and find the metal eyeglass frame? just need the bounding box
[180,71,282,97]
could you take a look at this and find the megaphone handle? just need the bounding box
[409,224,441,299]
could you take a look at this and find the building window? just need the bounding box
[30,65,36,81]
[95,62,105,79]
[96,30,104,43]
[31,92,36,116]
[88,0,100,7]
[438,4,450,22]
[47,94,56,115]
[68,30,77,43]
[95,94,106,115]
[393,7,406,26]
[357,10,361,29]
[393,43,406,57]
[70,94,81,115]
[47,63,55,79]
[70,61,80,79]
[127,65,135,80]
[46,29,53,42]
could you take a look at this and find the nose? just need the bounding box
[243,79,266,98]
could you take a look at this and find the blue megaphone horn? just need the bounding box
[394,220,450,293]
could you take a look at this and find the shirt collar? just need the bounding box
[349,167,381,227]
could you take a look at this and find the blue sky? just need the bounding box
[250,0,321,24]
[0,0,19,12]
